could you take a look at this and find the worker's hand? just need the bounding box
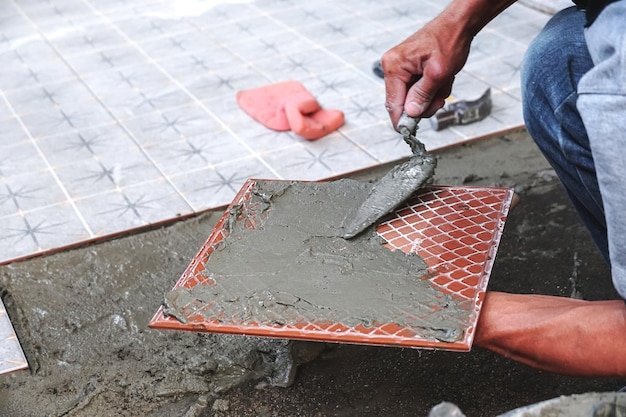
[382,16,473,129]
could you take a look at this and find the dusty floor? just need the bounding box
[1,129,624,417]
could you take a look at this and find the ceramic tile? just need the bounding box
[322,31,398,67]
[63,45,150,76]
[149,180,513,351]
[359,1,437,29]
[0,169,68,213]
[0,298,28,375]
[111,17,193,43]
[263,136,380,181]
[73,179,193,235]
[52,154,163,200]
[47,23,129,56]
[169,157,280,211]
[340,122,408,163]
[0,204,91,261]
[0,136,40,177]
[5,80,98,116]
[144,131,252,177]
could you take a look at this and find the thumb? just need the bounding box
[404,77,436,118]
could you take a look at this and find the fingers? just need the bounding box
[381,49,417,129]
[384,76,408,130]
[382,42,454,128]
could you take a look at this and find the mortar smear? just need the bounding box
[164,179,468,343]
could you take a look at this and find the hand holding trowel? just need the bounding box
[343,113,437,239]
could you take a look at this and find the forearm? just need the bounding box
[438,0,519,38]
[474,291,626,377]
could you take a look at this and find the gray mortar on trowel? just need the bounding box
[163,179,466,342]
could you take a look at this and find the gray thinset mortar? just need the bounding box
[163,179,467,343]
[498,392,626,417]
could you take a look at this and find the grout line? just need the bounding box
[0,90,95,238]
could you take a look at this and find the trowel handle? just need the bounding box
[397,112,420,136]
[397,112,426,155]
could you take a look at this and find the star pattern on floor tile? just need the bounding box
[63,133,105,155]
[98,52,116,68]
[77,162,118,185]
[236,22,254,36]
[52,5,66,17]
[4,217,64,248]
[98,193,155,219]
[27,68,41,84]
[59,110,77,129]
[12,50,25,65]
[132,92,154,112]
[204,170,250,194]
[0,33,9,48]
[255,129,296,145]
[392,7,411,18]
[169,38,186,52]
[117,70,135,87]
[349,98,378,119]
[260,40,279,53]
[286,57,306,72]
[0,184,44,209]
[82,34,97,48]
[190,55,211,71]
[213,74,236,90]
[178,141,209,163]
[359,41,379,53]
[150,21,165,35]
[318,78,352,94]
[158,114,183,135]
[41,87,58,104]
[303,10,320,20]
[288,148,332,171]
[326,23,348,38]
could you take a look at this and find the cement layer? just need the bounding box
[3,131,615,417]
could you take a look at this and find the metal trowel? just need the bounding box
[343,113,437,239]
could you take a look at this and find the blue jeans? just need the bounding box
[521,3,626,298]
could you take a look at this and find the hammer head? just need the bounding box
[430,88,492,131]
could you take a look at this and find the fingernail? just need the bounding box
[406,101,424,116]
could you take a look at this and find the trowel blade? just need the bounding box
[342,151,437,239]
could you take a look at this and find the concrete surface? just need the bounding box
[1,129,624,417]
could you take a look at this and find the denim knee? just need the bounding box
[521,6,590,150]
